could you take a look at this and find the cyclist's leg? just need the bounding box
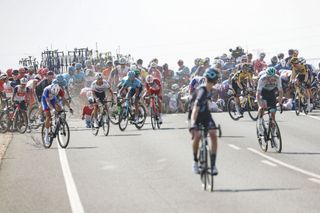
[207,116,218,173]
[232,81,242,116]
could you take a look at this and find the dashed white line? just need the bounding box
[248,148,320,180]
[261,160,277,167]
[309,178,320,184]
[228,144,241,150]
[58,144,85,213]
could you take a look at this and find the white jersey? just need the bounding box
[3,81,13,97]
[91,80,110,93]
[257,74,282,92]
[116,65,129,79]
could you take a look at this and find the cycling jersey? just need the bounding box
[146,78,161,93]
[257,74,282,92]
[73,70,85,83]
[122,78,143,90]
[189,76,205,93]
[13,85,30,102]
[292,64,308,75]
[91,80,111,93]
[41,85,64,112]
[232,70,252,83]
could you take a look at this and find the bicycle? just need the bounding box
[144,94,161,130]
[256,107,282,153]
[294,84,308,115]
[0,99,28,134]
[198,124,221,192]
[28,103,43,131]
[41,109,70,149]
[227,89,259,121]
[118,97,146,131]
[91,100,111,136]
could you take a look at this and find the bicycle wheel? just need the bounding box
[256,120,268,152]
[302,97,309,115]
[208,148,214,192]
[57,121,70,149]
[134,104,146,129]
[270,122,282,153]
[16,111,28,134]
[294,96,301,116]
[247,97,259,121]
[0,112,9,133]
[150,107,156,130]
[102,114,110,136]
[109,104,120,125]
[119,108,129,131]
[91,118,99,136]
[227,97,240,121]
[217,124,222,138]
[28,105,39,128]
[41,124,53,149]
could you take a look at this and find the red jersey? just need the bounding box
[82,105,94,116]
[146,78,161,93]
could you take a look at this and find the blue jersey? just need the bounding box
[123,78,142,90]
[73,70,85,83]
[42,85,57,101]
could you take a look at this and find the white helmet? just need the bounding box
[51,84,60,96]
[20,78,28,85]
[146,75,154,84]
[119,57,126,65]
[95,72,103,80]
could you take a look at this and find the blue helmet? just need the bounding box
[127,71,135,78]
[75,63,82,70]
[52,78,67,87]
[204,68,218,80]
[56,74,64,83]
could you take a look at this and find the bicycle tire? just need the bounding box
[109,105,120,125]
[256,121,268,152]
[227,97,240,121]
[102,115,110,136]
[41,124,53,149]
[150,107,156,130]
[208,147,214,192]
[17,111,28,134]
[57,121,70,149]
[247,97,259,121]
[295,97,300,116]
[91,118,99,136]
[199,140,208,191]
[271,122,282,153]
[134,104,146,130]
[119,107,128,131]
[217,124,222,138]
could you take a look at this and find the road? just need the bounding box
[0,110,320,213]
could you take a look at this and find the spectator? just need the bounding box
[253,52,267,74]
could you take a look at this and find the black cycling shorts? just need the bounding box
[195,113,216,130]
[261,88,277,109]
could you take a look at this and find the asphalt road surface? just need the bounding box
[0,110,320,213]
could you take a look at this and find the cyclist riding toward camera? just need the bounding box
[189,68,219,175]
[289,57,313,112]
[91,73,114,127]
[231,61,254,118]
[41,84,63,146]
[256,67,283,135]
[11,77,30,119]
[119,71,144,124]
[52,75,73,113]
[143,75,163,124]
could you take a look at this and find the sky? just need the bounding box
[1,0,320,70]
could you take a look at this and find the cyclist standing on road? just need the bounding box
[189,68,220,175]
[256,67,283,135]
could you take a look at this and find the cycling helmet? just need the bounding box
[68,66,76,73]
[266,67,276,77]
[52,79,67,87]
[127,70,135,78]
[56,74,64,83]
[204,68,218,80]
[119,58,126,65]
[298,57,306,65]
[0,73,7,80]
[75,63,82,70]
[12,69,19,76]
[20,78,28,85]
[134,69,140,76]
[95,73,103,80]
[88,97,94,104]
[290,57,299,65]
[51,84,60,96]
[146,75,154,84]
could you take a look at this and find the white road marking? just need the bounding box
[248,148,320,179]
[58,144,85,213]
[289,111,320,121]
[228,144,241,150]
[261,160,277,167]
[309,178,320,184]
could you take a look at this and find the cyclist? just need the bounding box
[143,75,163,124]
[41,84,63,146]
[188,75,205,122]
[109,58,129,89]
[256,67,283,135]
[52,75,73,110]
[10,70,21,88]
[119,71,143,124]
[91,73,114,127]
[189,68,219,175]
[290,57,313,112]
[231,63,254,118]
